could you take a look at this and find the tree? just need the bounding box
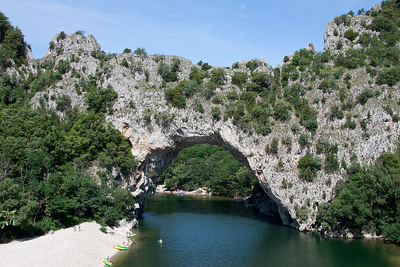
[247,71,273,93]
[211,106,221,121]
[0,209,16,229]
[210,68,226,86]
[85,87,118,113]
[165,83,186,108]
[123,48,132,54]
[344,29,359,42]
[120,58,129,68]
[298,154,322,182]
[56,94,72,111]
[134,47,147,57]
[0,13,28,69]
[232,72,248,87]
[75,30,86,36]
[274,103,292,121]
[246,59,261,72]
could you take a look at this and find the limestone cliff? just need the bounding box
[24,5,400,232]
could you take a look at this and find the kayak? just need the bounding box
[114,245,129,250]
[113,243,130,249]
[102,259,113,266]
[127,234,136,238]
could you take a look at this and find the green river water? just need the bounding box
[113,193,400,267]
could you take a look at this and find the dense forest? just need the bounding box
[158,144,257,198]
[0,12,137,239]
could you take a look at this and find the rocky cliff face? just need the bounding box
[26,6,400,231]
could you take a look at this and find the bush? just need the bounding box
[246,59,261,72]
[377,67,400,86]
[247,71,273,93]
[154,111,175,127]
[330,105,344,120]
[211,106,221,121]
[210,68,226,86]
[164,83,186,108]
[57,59,70,74]
[266,138,279,154]
[232,72,248,87]
[319,78,337,93]
[55,94,72,111]
[120,58,129,68]
[335,49,366,69]
[57,31,66,41]
[134,47,147,57]
[201,62,212,71]
[299,134,310,147]
[85,87,118,113]
[203,82,216,99]
[334,14,350,26]
[0,13,28,68]
[299,105,318,133]
[123,48,131,54]
[189,66,204,84]
[357,89,374,105]
[193,100,204,113]
[325,154,339,173]
[212,93,223,104]
[158,61,179,83]
[291,123,300,133]
[284,83,306,111]
[344,29,359,42]
[181,80,198,98]
[273,103,292,121]
[298,154,322,182]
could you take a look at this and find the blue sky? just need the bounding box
[1,0,380,67]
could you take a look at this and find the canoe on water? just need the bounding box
[102,259,113,266]
[113,245,129,250]
[114,243,131,248]
[127,234,136,238]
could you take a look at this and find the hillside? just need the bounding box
[1,0,399,241]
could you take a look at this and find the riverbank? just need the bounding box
[156,184,211,195]
[0,221,131,267]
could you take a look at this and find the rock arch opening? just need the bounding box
[126,131,298,229]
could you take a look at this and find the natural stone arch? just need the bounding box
[29,32,333,231]
[115,121,301,229]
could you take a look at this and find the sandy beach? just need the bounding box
[0,221,131,267]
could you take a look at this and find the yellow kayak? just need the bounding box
[102,259,113,266]
[114,245,129,250]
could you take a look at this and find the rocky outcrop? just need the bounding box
[25,8,400,232]
[323,4,381,53]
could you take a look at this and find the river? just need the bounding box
[113,193,400,267]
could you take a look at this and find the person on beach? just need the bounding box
[79,225,81,231]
